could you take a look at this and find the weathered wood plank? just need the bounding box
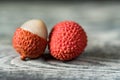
[0,45,120,80]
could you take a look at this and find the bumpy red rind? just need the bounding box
[49,21,87,61]
[13,28,47,60]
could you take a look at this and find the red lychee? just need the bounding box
[49,21,87,61]
[12,20,48,60]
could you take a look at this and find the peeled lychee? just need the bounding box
[12,19,48,60]
[49,21,87,61]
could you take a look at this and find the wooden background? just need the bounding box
[0,2,120,80]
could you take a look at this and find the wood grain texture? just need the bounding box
[0,44,120,80]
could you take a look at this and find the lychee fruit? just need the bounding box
[12,19,48,60]
[49,21,87,61]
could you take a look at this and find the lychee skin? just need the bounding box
[49,21,87,61]
[13,28,47,60]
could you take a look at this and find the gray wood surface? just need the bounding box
[0,2,120,80]
[0,44,120,80]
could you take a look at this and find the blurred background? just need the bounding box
[0,1,120,79]
[0,0,120,48]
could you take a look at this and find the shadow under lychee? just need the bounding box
[39,53,79,63]
[41,53,55,61]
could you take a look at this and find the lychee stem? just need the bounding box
[20,55,26,61]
